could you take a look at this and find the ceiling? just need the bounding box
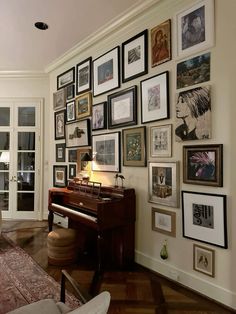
[0,0,144,72]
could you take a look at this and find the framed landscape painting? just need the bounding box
[57,67,75,90]
[75,92,92,120]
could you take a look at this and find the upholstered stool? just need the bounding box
[47,228,78,265]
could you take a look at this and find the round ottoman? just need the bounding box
[47,228,78,266]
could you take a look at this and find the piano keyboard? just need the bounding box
[51,203,97,223]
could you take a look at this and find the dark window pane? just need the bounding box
[18,152,35,170]
[0,132,10,150]
[17,172,35,191]
[18,132,35,150]
[0,173,9,190]
[0,108,10,126]
[17,193,34,211]
[0,192,9,211]
[18,107,35,126]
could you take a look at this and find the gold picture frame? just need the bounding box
[75,92,92,120]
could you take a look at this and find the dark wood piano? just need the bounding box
[48,179,136,274]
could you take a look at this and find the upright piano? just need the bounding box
[48,179,136,273]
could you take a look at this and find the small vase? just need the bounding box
[160,240,168,260]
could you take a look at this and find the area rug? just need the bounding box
[0,233,81,314]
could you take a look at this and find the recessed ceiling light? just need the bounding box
[34,22,49,30]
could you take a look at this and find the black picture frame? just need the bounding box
[76,57,92,95]
[68,164,77,179]
[55,143,66,162]
[54,109,65,140]
[92,102,107,131]
[68,149,78,162]
[66,101,76,123]
[66,84,75,101]
[65,119,90,148]
[57,67,75,90]
[53,165,67,187]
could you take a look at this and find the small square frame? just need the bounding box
[54,110,65,140]
[150,124,172,158]
[65,119,90,148]
[152,207,176,237]
[76,92,92,120]
[76,57,92,95]
[57,67,75,90]
[53,165,67,187]
[55,143,66,162]
[193,244,215,277]
[92,102,107,131]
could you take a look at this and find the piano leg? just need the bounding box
[48,210,54,232]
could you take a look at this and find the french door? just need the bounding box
[0,99,42,220]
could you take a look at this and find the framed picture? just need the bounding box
[57,67,75,90]
[150,124,172,158]
[92,102,107,131]
[177,52,210,89]
[65,119,90,148]
[53,89,66,111]
[193,244,215,277]
[152,207,176,237]
[122,126,146,167]
[66,101,76,123]
[65,84,75,101]
[54,110,65,140]
[77,148,92,172]
[148,162,179,207]
[55,143,66,162]
[151,19,171,67]
[92,132,120,172]
[122,29,148,83]
[141,71,169,124]
[75,92,92,120]
[176,0,215,58]
[68,149,78,162]
[182,191,227,248]
[108,86,137,129]
[68,164,77,179]
[93,46,120,97]
[76,57,92,95]
[175,85,211,142]
[53,165,67,187]
[183,144,223,187]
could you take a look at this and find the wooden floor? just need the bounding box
[1,220,235,314]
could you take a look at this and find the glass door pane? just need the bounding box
[0,132,10,213]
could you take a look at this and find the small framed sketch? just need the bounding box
[68,164,77,179]
[76,57,92,95]
[55,143,66,162]
[176,0,214,58]
[141,71,169,124]
[65,119,90,148]
[76,92,92,120]
[57,67,75,90]
[151,19,171,67]
[53,165,67,187]
[152,207,176,237]
[122,126,146,167]
[150,124,172,158]
[92,132,120,172]
[68,149,78,162]
[193,244,215,277]
[122,29,148,83]
[148,162,179,208]
[65,84,75,101]
[54,110,65,140]
[66,101,76,123]
[93,46,120,97]
[182,191,227,248]
[92,102,107,131]
[53,89,66,111]
[183,144,223,187]
[108,86,137,129]
[77,148,92,172]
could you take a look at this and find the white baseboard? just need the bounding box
[135,250,236,311]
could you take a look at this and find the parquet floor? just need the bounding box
[1,220,235,314]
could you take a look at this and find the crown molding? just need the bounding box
[0,71,48,79]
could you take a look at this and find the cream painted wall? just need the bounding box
[47,0,236,309]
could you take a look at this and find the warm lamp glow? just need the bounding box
[0,152,10,163]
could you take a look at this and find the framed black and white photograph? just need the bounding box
[182,191,227,248]
[108,86,137,129]
[141,71,169,124]
[53,89,66,111]
[65,84,75,101]
[93,46,120,97]
[148,162,179,208]
[76,57,92,95]
[68,164,77,179]
[55,143,66,162]
[150,124,172,158]
[92,102,107,131]
[176,0,214,58]
[193,244,215,277]
[66,101,76,123]
[54,110,65,140]
[122,29,148,83]
[152,207,176,237]
[53,165,67,187]
[57,67,75,90]
[65,119,90,148]
[75,92,92,120]
[68,149,78,162]
[92,132,120,172]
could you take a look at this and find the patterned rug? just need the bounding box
[0,233,81,314]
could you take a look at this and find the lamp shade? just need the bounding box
[81,152,92,162]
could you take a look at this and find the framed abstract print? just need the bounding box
[193,244,215,277]
[152,207,176,237]
[150,124,172,158]
[65,119,90,148]
[75,92,92,120]
[76,57,92,95]
[53,89,66,111]
[57,67,75,90]
[66,101,76,123]
[54,110,65,140]
[55,143,66,162]
[53,165,67,187]
[92,102,107,131]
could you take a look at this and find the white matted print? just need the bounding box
[150,124,172,157]
[193,244,215,277]
[152,207,176,237]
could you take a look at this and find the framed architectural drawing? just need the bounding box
[150,124,172,157]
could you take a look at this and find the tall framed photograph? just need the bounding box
[68,164,77,179]
[151,19,171,67]
[57,67,75,90]
[108,86,137,129]
[75,92,92,120]
[65,84,75,101]
[76,57,92,95]
[122,29,148,83]
[175,85,211,142]
[53,89,66,111]
[176,0,215,58]
[152,207,176,237]
[141,71,169,124]
[53,165,67,187]
[148,162,179,208]
[193,244,215,277]
[55,143,66,162]
[77,148,92,172]
[122,126,146,167]
[92,132,120,172]
[183,144,223,187]
[182,191,227,248]
[150,124,172,158]
[92,102,107,131]
[93,46,120,97]
[54,110,65,140]
[66,101,76,123]
[65,119,90,148]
